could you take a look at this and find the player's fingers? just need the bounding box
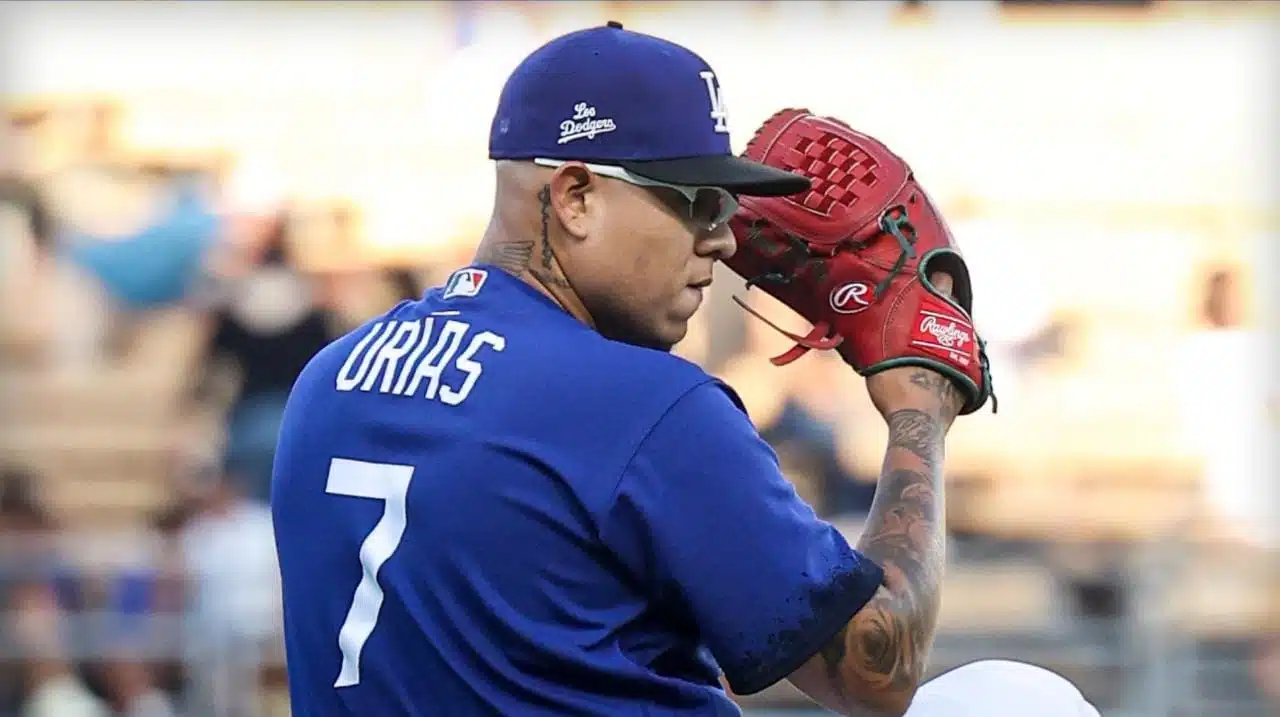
[929,271,954,298]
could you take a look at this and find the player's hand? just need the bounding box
[866,271,965,428]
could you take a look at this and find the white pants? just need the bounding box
[905,660,1101,717]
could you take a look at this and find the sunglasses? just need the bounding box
[533,158,739,231]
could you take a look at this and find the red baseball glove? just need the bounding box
[725,109,995,415]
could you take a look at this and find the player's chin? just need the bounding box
[660,293,705,345]
[648,313,696,353]
[672,286,704,321]
[657,320,689,352]
[626,315,689,353]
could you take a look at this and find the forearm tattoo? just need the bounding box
[818,370,951,709]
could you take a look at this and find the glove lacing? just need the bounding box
[872,204,918,298]
[733,221,843,364]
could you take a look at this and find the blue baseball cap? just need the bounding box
[489,22,809,197]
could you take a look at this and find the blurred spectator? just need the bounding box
[77,504,187,717]
[0,468,67,609]
[949,209,1068,412]
[60,168,217,310]
[46,162,219,368]
[0,177,51,255]
[762,390,877,518]
[1177,267,1276,550]
[189,211,340,504]
[176,462,280,717]
[0,144,55,361]
[187,197,430,505]
[324,265,427,336]
[384,268,423,307]
[8,583,108,717]
[139,503,193,703]
[717,292,874,517]
[1257,636,1280,709]
[0,468,108,717]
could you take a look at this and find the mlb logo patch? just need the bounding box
[442,268,488,300]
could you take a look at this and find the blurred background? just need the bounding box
[0,1,1275,716]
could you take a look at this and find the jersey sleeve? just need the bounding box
[600,380,885,696]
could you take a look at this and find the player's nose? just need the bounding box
[697,222,736,261]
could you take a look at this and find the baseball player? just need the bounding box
[271,23,1100,717]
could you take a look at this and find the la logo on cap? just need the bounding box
[443,268,489,300]
[699,71,729,134]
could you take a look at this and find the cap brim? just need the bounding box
[619,155,810,197]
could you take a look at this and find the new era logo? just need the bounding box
[442,269,488,300]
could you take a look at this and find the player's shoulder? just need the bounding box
[582,333,748,413]
[596,338,712,386]
[288,298,420,390]
[320,298,418,357]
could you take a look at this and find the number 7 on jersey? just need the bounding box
[326,458,415,688]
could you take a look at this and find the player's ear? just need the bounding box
[547,163,595,241]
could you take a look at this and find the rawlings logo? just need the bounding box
[829,282,874,314]
[918,314,971,349]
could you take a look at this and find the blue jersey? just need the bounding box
[271,265,885,716]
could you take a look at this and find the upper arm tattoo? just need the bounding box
[815,370,952,710]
